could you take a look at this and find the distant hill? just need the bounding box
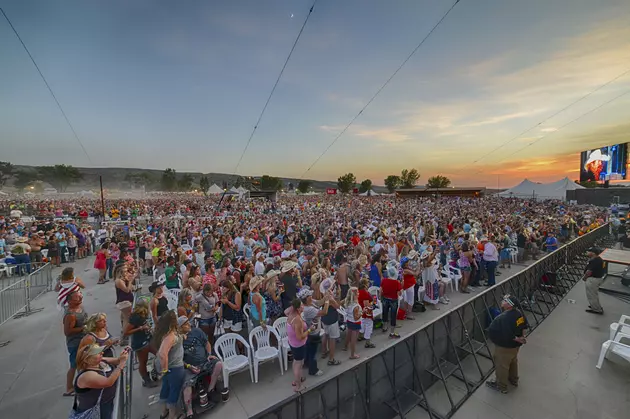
[7,165,388,194]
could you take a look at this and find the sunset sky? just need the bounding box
[1,0,629,188]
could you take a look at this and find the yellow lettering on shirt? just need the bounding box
[516,317,525,327]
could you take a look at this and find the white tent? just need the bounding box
[208,184,223,194]
[499,177,584,200]
[359,190,379,196]
[237,187,248,193]
[229,186,240,193]
[77,190,95,197]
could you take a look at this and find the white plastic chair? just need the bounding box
[596,332,630,369]
[248,325,283,383]
[41,249,48,259]
[272,317,289,371]
[440,268,454,293]
[609,315,630,340]
[508,248,519,264]
[243,303,254,331]
[0,263,8,278]
[214,333,254,388]
[165,289,179,311]
[447,266,462,291]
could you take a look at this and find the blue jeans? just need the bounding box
[382,298,398,328]
[160,366,185,405]
[305,334,320,375]
[486,261,498,286]
[106,259,114,279]
[13,254,31,275]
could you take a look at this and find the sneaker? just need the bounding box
[389,333,401,339]
[439,297,449,304]
[509,379,519,387]
[444,296,450,302]
[486,380,507,394]
[365,342,376,349]
[313,370,324,376]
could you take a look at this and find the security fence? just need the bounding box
[252,224,613,419]
[0,262,53,327]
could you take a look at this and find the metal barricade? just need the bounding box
[251,224,612,419]
[0,263,53,327]
[114,350,134,419]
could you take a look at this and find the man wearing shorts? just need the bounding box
[320,281,342,366]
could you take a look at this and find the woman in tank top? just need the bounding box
[150,282,169,325]
[285,298,313,392]
[73,343,130,419]
[79,313,119,358]
[343,287,363,360]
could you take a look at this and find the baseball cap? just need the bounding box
[177,316,190,327]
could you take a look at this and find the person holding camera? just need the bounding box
[71,343,130,419]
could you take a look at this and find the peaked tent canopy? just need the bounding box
[499,177,584,200]
[359,190,380,196]
[207,184,223,194]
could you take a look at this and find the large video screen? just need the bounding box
[580,143,628,182]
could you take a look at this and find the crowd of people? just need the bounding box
[0,193,608,418]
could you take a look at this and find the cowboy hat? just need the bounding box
[16,237,28,243]
[249,275,265,291]
[420,250,430,260]
[281,260,298,273]
[297,287,314,300]
[408,250,418,259]
[583,149,610,169]
[265,269,280,281]
[358,254,368,266]
[335,241,347,249]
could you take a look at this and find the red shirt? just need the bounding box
[381,278,402,300]
[351,235,360,246]
[403,273,416,290]
[358,289,373,319]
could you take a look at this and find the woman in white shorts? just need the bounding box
[220,280,243,333]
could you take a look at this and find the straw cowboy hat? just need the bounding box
[265,269,280,281]
[358,254,368,266]
[281,260,298,273]
[249,275,265,291]
[16,237,28,243]
[335,241,347,249]
[407,250,418,259]
[583,149,610,169]
[420,250,430,260]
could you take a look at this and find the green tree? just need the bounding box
[13,170,40,190]
[359,179,372,193]
[0,161,14,189]
[199,176,210,196]
[384,175,402,193]
[426,175,451,188]
[260,175,282,191]
[37,164,82,192]
[125,172,154,189]
[161,168,177,191]
[297,180,312,194]
[579,180,599,188]
[400,168,420,188]
[337,172,356,194]
[178,174,194,191]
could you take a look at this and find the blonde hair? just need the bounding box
[178,288,193,307]
[76,344,101,371]
[344,286,359,307]
[84,313,107,333]
[133,298,149,318]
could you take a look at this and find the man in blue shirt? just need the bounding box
[545,232,558,253]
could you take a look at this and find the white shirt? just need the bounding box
[254,261,266,276]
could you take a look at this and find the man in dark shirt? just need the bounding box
[486,295,528,393]
[583,247,606,314]
[180,319,226,415]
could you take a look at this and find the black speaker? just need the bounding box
[604,180,610,188]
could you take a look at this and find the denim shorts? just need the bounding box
[346,321,361,331]
[68,344,79,368]
[198,317,217,327]
[160,366,185,405]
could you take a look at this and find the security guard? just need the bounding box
[486,295,528,394]
[583,247,606,314]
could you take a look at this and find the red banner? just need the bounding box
[326,188,337,195]
[352,188,359,194]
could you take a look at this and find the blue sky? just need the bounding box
[1,0,629,187]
